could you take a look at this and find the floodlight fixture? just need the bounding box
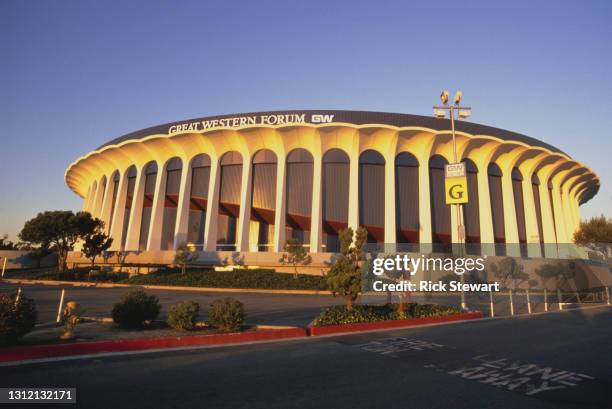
[454,90,463,105]
[458,109,471,119]
[440,90,449,105]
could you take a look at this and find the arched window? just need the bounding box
[285,149,313,245]
[251,149,277,251]
[322,149,350,252]
[429,155,451,251]
[531,173,545,255]
[512,167,527,257]
[107,171,120,233]
[359,150,385,243]
[139,161,158,250]
[160,157,183,250]
[121,165,137,250]
[217,151,243,250]
[187,154,211,246]
[395,152,419,247]
[488,163,505,255]
[462,159,480,254]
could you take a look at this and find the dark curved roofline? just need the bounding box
[97,110,568,156]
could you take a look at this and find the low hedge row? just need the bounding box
[312,303,462,326]
[125,268,328,290]
[7,268,129,283]
[7,267,327,291]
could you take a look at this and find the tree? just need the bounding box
[28,247,52,269]
[535,261,576,291]
[326,227,367,310]
[0,234,22,250]
[82,231,113,268]
[279,237,312,278]
[19,211,102,272]
[573,215,612,259]
[489,257,529,289]
[174,242,199,274]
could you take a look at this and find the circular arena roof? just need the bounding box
[65,110,599,204]
[99,110,565,153]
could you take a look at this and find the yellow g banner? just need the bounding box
[445,176,468,204]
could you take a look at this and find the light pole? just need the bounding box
[433,90,472,310]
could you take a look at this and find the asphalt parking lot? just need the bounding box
[1,305,609,409]
[0,282,352,326]
[1,282,604,327]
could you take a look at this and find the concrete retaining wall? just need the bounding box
[0,250,58,270]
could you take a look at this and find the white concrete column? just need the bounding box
[562,189,575,241]
[236,156,253,252]
[570,191,581,232]
[124,167,146,251]
[476,167,495,256]
[309,154,323,252]
[562,188,580,258]
[99,175,115,230]
[173,162,193,249]
[204,158,221,251]
[82,185,92,212]
[521,175,542,258]
[501,172,520,256]
[347,148,360,232]
[91,179,106,218]
[273,156,287,252]
[417,158,432,253]
[147,165,168,251]
[538,182,558,258]
[551,186,568,258]
[109,171,129,250]
[88,183,97,213]
[86,182,97,213]
[384,155,396,245]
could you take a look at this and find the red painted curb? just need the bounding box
[308,311,483,336]
[0,327,307,363]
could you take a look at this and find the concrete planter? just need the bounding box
[308,311,483,336]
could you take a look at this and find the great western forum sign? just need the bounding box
[168,113,335,134]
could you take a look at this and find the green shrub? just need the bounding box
[208,298,246,332]
[312,303,462,326]
[0,292,37,345]
[168,300,200,331]
[112,289,161,328]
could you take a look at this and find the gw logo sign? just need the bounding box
[444,163,469,204]
[311,114,335,123]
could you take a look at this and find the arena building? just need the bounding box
[64,110,599,267]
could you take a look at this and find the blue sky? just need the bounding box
[1,0,610,240]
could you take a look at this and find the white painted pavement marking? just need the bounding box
[353,337,445,355]
[446,354,596,396]
[353,337,597,398]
